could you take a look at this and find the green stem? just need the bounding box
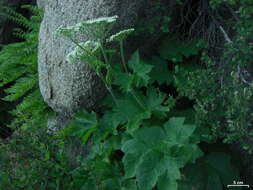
[69,37,94,58]
[98,42,119,106]
[120,41,146,110]
[100,42,109,66]
[130,89,146,110]
[120,41,128,72]
[97,70,119,107]
[70,39,118,106]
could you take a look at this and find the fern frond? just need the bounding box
[13,28,27,39]
[0,5,49,129]
[0,41,36,86]
[3,75,38,101]
[14,89,43,113]
[21,5,43,18]
[0,67,28,87]
[0,6,31,29]
[10,89,51,130]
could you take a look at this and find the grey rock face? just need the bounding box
[36,0,46,9]
[37,0,150,115]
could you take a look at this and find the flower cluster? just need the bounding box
[107,28,135,42]
[66,41,100,63]
[55,26,76,39]
[56,15,135,64]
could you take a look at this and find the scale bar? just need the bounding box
[227,185,250,188]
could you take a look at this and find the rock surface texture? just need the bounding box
[37,0,153,115]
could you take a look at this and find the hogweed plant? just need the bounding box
[53,16,227,190]
[56,16,144,109]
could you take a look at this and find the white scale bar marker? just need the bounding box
[227,184,250,188]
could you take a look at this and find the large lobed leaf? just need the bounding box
[128,50,153,88]
[122,117,203,190]
[179,152,241,190]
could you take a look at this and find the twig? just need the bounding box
[218,23,253,87]
[218,25,232,44]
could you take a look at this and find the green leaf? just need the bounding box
[113,97,143,124]
[122,139,146,178]
[101,178,120,190]
[159,38,202,62]
[206,152,240,185]
[123,151,142,178]
[157,168,180,190]
[159,39,184,62]
[92,110,121,143]
[206,170,223,190]
[122,139,146,155]
[164,117,196,145]
[180,152,240,190]
[125,110,151,133]
[81,127,96,144]
[121,179,137,190]
[74,110,98,129]
[171,144,203,167]
[136,150,166,190]
[122,121,201,190]
[113,72,134,92]
[104,94,151,133]
[100,110,120,135]
[144,87,174,118]
[128,50,153,87]
[148,56,172,85]
[133,127,166,148]
[68,110,98,143]
[128,50,140,70]
[3,74,37,101]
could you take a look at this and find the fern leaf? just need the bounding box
[0,6,31,29]
[3,75,38,101]
[14,89,43,113]
[0,5,47,129]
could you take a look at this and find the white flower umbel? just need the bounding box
[107,28,135,42]
[66,41,100,63]
[82,41,100,54]
[66,46,82,63]
[76,16,119,40]
[55,25,78,39]
[55,16,119,42]
[83,16,118,25]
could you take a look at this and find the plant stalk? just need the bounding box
[120,41,128,72]
[120,40,146,110]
